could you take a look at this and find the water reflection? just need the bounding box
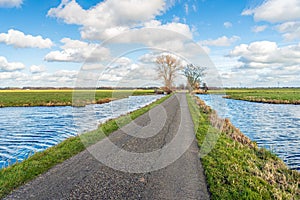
[0,95,163,168]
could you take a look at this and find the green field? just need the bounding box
[187,94,300,199]
[209,88,300,104]
[0,89,155,107]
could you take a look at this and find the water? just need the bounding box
[197,94,300,171]
[0,95,163,169]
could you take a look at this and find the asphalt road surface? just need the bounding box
[5,93,210,200]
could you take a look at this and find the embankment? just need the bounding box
[187,94,300,199]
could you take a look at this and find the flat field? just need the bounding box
[209,88,300,104]
[0,89,155,107]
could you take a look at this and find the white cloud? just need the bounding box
[228,41,300,69]
[139,52,188,67]
[192,4,197,12]
[144,20,193,39]
[113,57,132,66]
[89,20,194,44]
[47,0,194,46]
[48,0,166,40]
[86,55,161,86]
[28,70,78,87]
[104,22,194,56]
[252,25,268,33]
[47,0,196,62]
[50,70,78,82]
[201,46,211,54]
[223,22,232,28]
[242,0,300,41]
[172,15,180,23]
[44,38,110,63]
[0,71,26,80]
[276,21,300,32]
[81,63,106,71]
[30,70,78,84]
[200,36,240,47]
[0,69,82,87]
[212,51,299,88]
[29,65,46,74]
[0,0,22,8]
[242,0,300,23]
[0,56,25,72]
[184,3,189,14]
[0,29,53,48]
[276,21,300,40]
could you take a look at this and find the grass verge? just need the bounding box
[209,88,300,104]
[0,94,171,198]
[187,94,300,199]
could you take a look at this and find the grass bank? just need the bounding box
[187,94,300,199]
[0,89,154,107]
[209,88,300,104]
[0,94,170,198]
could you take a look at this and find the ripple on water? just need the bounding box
[0,95,164,169]
[197,94,300,171]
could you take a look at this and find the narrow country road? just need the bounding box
[5,93,210,200]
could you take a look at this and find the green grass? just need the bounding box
[209,88,300,104]
[0,89,155,107]
[0,94,170,198]
[187,94,300,199]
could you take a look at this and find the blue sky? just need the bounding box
[0,0,299,87]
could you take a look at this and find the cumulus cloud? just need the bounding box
[213,51,299,87]
[228,41,300,69]
[0,71,26,80]
[48,0,166,40]
[47,0,194,46]
[223,22,232,28]
[0,56,25,72]
[81,63,106,71]
[29,65,46,74]
[27,70,78,84]
[144,20,193,39]
[78,56,158,87]
[0,29,53,48]
[49,70,78,82]
[0,69,81,87]
[242,0,300,41]
[252,25,268,33]
[276,21,300,40]
[102,25,195,60]
[44,38,110,63]
[83,20,193,49]
[0,0,23,8]
[46,0,197,65]
[242,0,300,23]
[139,52,188,67]
[200,36,240,47]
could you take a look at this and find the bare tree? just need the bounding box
[183,64,206,91]
[156,54,183,92]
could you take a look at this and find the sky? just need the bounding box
[0,0,299,88]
